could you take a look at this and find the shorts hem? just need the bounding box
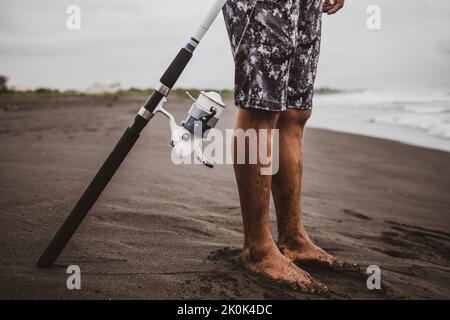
[235,98,314,112]
[287,103,313,111]
[236,98,286,112]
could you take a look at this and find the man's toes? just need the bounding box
[297,279,329,294]
[313,281,329,294]
[331,259,364,273]
[293,270,328,294]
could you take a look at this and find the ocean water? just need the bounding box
[309,89,450,153]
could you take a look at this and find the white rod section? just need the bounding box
[192,0,228,42]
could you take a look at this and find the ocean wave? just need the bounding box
[402,105,450,114]
[313,89,450,149]
[372,114,450,139]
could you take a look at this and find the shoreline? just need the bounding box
[2,93,449,154]
[308,124,450,154]
[311,90,450,153]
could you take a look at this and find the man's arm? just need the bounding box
[323,0,345,15]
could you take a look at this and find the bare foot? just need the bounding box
[279,236,360,273]
[241,243,328,293]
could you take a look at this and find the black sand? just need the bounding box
[0,95,449,299]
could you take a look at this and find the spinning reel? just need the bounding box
[153,91,226,168]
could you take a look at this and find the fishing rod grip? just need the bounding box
[36,127,140,268]
[160,48,193,91]
[140,48,193,114]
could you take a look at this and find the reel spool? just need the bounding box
[154,91,226,168]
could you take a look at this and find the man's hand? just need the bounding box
[323,0,345,15]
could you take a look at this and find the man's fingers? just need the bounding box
[322,5,333,13]
[323,0,344,15]
[322,0,333,11]
[327,3,343,15]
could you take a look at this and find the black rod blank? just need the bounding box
[36,127,140,268]
[37,48,193,268]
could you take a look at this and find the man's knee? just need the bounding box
[295,110,312,127]
[236,107,279,129]
[279,109,312,128]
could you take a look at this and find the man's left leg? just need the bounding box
[271,109,348,269]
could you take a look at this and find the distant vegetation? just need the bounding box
[315,87,342,95]
[1,87,342,97]
[0,75,8,92]
[0,86,236,98]
[0,75,342,98]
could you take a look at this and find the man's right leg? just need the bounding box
[233,107,326,292]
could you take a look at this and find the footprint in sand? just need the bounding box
[382,221,450,261]
[342,208,373,221]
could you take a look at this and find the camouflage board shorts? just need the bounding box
[223,0,323,111]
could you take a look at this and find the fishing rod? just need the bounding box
[37,0,229,268]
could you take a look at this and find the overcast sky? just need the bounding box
[1,0,449,91]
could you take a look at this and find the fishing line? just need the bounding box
[220,2,257,97]
[233,3,257,59]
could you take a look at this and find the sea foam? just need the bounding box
[309,89,450,152]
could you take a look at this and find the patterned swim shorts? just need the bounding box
[223,0,323,111]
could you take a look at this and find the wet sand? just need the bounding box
[0,95,449,299]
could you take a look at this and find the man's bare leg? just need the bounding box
[233,108,327,292]
[272,109,350,269]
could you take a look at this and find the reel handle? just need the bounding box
[194,143,214,168]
